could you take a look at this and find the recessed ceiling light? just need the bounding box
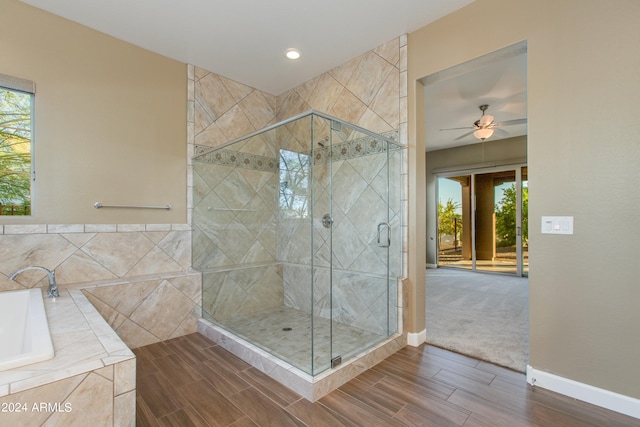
[285,48,301,60]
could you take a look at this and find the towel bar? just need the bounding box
[94,202,171,210]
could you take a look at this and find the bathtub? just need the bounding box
[0,288,54,371]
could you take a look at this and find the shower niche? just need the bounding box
[192,111,405,400]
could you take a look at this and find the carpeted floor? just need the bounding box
[425,268,529,372]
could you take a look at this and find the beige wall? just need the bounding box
[409,0,640,399]
[2,0,186,225]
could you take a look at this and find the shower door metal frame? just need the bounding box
[321,119,397,373]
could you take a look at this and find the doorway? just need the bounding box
[437,165,528,276]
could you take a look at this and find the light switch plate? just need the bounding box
[541,216,573,235]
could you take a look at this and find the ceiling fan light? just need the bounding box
[478,114,494,127]
[474,128,494,141]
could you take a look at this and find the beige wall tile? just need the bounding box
[214,104,256,141]
[81,291,128,331]
[329,55,362,87]
[0,374,86,427]
[195,122,226,147]
[329,89,367,128]
[56,251,119,284]
[80,233,155,277]
[169,306,201,339]
[129,280,195,340]
[276,89,310,120]
[4,224,47,234]
[85,280,160,317]
[369,67,400,129]
[94,365,114,382]
[47,224,84,234]
[127,246,183,277]
[157,230,192,270]
[116,318,161,348]
[218,74,255,103]
[307,73,344,114]
[114,359,136,395]
[238,90,277,129]
[195,72,236,121]
[113,390,136,427]
[46,372,113,427]
[168,274,202,303]
[373,37,400,66]
[0,234,76,281]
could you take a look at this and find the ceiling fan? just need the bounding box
[441,104,527,141]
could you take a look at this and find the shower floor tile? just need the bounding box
[219,306,385,374]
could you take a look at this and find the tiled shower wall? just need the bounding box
[276,37,404,134]
[278,35,409,300]
[192,149,283,321]
[191,35,408,331]
[280,141,403,335]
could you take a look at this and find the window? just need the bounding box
[279,149,310,218]
[0,74,34,216]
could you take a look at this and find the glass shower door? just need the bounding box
[321,122,398,371]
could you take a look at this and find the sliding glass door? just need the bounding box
[437,165,527,276]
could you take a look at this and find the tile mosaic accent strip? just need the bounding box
[194,129,399,171]
[313,130,399,164]
[194,147,279,172]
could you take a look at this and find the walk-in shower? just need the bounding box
[192,110,404,399]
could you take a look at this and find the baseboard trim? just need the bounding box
[526,365,640,419]
[407,329,426,347]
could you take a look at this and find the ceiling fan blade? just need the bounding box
[492,127,509,138]
[454,130,475,141]
[440,126,474,131]
[493,118,527,127]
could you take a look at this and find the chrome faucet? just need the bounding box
[9,266,58,298]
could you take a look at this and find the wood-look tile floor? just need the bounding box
[134,333,638,426]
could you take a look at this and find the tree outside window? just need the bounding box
[495,183,528,247]
[279,149,309,218]
[0,87,32,215]
[438,198,462,250]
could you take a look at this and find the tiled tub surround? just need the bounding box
[0,288,135,427]
[0,225,202,350]
[0,224,191,290]
[80,271,202,349]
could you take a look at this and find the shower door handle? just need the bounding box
[377,222,391,247]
